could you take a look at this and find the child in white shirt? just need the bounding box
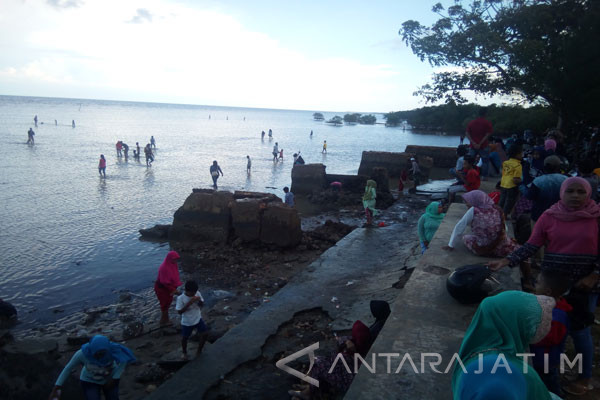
[176,280,209,360]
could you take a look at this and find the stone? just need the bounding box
[118,292,132,302]
[231,198,262,241]
[135,363,168,383]
[260,203,302,247]
[291,164,327,195]
[4,339,58,355]
[122,321,144,340]
[138,224,171,240]
[169,190,234,243]
[325,174,368,194]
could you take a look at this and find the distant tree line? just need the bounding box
[384,103,557,137]
[313,112,377,125]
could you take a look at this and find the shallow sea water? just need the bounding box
[0,95,459,325]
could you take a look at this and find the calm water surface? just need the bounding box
[0,95,459,325]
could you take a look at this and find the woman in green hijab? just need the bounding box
[362,179,377,225]
[452,290,558,400]
[418,201,445,253]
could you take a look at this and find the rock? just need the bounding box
[233,191,281,202]
[291,164,327,195]
[231,198,262,241]
[138,224,171,240]
[66,336,90,346]
[118,292,133,302]
[260,203,302,247]
[169,190,234,243]
[119,314,136,323]
[0,339,80,400]
[122,321,144,340]
[146,384,157,393]
[4,339,58,355]
[0,300,17,328]
[212,290,234,299]
[135,363,168,383]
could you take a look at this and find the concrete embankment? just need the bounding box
[345,203,521,399]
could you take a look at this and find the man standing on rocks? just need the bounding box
[210,160,223,188]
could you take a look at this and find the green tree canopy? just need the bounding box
[359,114,376,125]
[343,113,361,123]
[326,116,343,125]
[400,0,600,128]
[313,112,324,120]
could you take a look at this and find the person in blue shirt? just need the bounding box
[49,335,136,400]
[283,186,294,207]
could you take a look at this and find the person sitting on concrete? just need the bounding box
[362,180,377,226]
[176,280,209,360]
[288,321,371,400]
[450,146,468,184]
[447,155,480,203]
[283,186,294,207]
[444,190,519,258]
[489,177,600,396]
[530,271,573,397]
[418,201,446,254]
[452,291,556,400]
[49,335,136,400]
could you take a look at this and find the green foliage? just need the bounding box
[359,114,376,125]
[326,116,343,125]
[313,112,324,120]
[343,113,361,123]
[399,0,600,128]
[386,103,556,136]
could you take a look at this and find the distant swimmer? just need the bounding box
[261,130,265,139]
[27,128,35,144]
[150,136,156,149]
[98,154,106,178]
[55,119,57,126]
[34,115,38,127]
[310,130,313,137]
[135,142,141,159]
[246,155,252,174]
[243,117,246,121]
[144,144,154,166]
[116,141,123,157]
[226,116,229,120]
[72,120,76,128]
[322,140,327,153]
[210,160,223,189]
[209,114,211,119]
[268,129,273,138]
[272,142,279,162]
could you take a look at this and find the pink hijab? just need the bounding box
[544,139,557,151]
[545,177,600,222]
[463,190,495,209]
[157,251,182,288]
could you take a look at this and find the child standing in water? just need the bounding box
[246,155,251,174]
[98,155,106,178]
[322,140,327,153]
[362,180,377,226]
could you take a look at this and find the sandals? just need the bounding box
[563,382,591,396]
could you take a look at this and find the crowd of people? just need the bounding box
[414,109,600,398]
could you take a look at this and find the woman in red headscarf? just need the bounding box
[489,177,600,395]
[154,251,182,326]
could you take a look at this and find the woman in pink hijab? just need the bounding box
[154,251,182,326]
[489,177,600,395]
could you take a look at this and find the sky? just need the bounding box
[0,0,473,112]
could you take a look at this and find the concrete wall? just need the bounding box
[358,151,433,179]
[405,145,457,168]
[291,164,327,195]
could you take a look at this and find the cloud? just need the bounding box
[0,0,411,111]
[127,8,152,24]
[46,0,84,9]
